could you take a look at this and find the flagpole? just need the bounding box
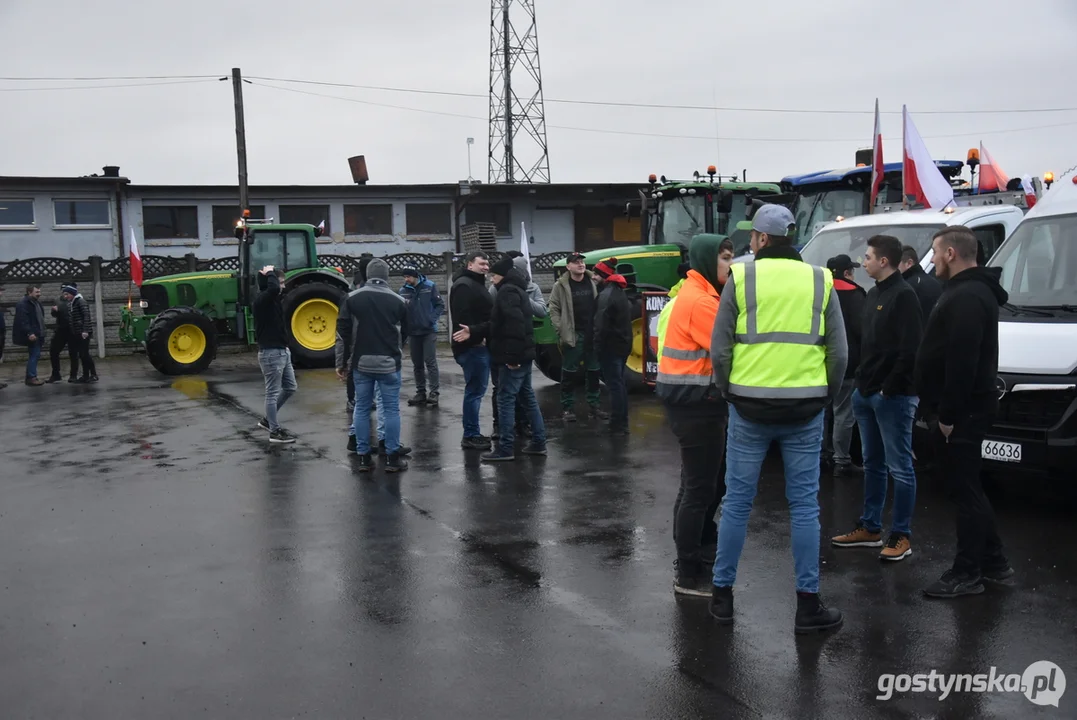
[901,105,908,211]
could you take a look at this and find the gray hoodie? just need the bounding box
[490,256,546,318]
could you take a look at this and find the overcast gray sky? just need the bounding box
[1,0,1074,187]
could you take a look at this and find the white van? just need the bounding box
[798,204,1025,289]
[982,178,1077,478]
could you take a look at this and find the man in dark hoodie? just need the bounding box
[345,258,373,415]
[915,226,1012,599]
[253,267,297,444]
[899,245,943,321]
[399,266,444,407]
[711,205,848,634]
[335,259,410,473]
[592,258,633,434]
[657,235,733,597]
[823,255,866,476]
[832,235,922,563]
[47,282,79,383]
[65,284,98,383]
[450,251,494,450]
[481,256,547,462]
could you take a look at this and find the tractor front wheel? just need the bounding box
[624,294,649,393]
[283,282,345,368]
[145,307,218,375]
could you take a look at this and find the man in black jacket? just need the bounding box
[481,257,547,462]
[824,255,866,476]
[899,245,943,321]
[592,258,633,434]
[336,259,410,472]
[833,235,922,562]
[13,284,46,386]
[916,226,1012,599]
[450,251,494,449]
[65,284,98,383]
[253,267,298,444]
[48,283,78,383]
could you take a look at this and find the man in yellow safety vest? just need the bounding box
[708,204,849,635]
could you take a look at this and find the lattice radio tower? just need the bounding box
[488,0,550,184]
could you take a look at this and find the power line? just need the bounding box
[248,80,1077,143]
[0,79,219,92]
[6,73,1077,116]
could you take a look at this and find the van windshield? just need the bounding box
[990,213,1077,308]
[801,223,943,288]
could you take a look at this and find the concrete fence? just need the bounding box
[0,250,569,360]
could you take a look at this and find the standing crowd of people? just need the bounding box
[656,205,1012,635]
[0,282,99,391]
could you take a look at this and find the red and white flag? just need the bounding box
[130,227,143,287]
[977,142,1010,193]
[902,105,954,209]
[1020,174,1037,208]
[869,98,884,212]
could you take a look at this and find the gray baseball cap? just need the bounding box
[752,204,796,237]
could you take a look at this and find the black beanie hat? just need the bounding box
[491,256,515,277]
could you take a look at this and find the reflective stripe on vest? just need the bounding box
[656,271,718,388]
[728,259,832,399]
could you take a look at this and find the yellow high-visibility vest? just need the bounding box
[728,259,832,399]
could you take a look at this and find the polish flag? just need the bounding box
[977,142,1010,193]
[130,227,143,287]
[1020,174,1037,208]
[902,105,955,209]
[318,220,325,231]
[869,98,884,212]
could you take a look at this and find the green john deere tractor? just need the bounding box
[532,171,787,387]
[120,217,349,375]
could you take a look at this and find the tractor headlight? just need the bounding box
[139,300,149,308]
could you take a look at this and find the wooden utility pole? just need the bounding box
[231,67,249,214]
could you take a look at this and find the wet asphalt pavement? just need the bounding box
[0,350,1074,719]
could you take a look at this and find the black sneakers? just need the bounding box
[347,435,357,453]
[982,565,1016,586]
[356,453,374,472]
[520,442,547,456]
[407,393,427,406]
[379,440,412,456]
[673,572,713,598]
[710,586,734,624]
[461,435,492,450]
[794,592,843,634]
[481,448,516,463]
[258,417,270,431]
[385,452,409,473]
[924,569,985,598]
[426,393,439,407]
[269,429,297,444]
[589,406,610,421]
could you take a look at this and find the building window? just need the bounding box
[466,203,511,235]
[344,204,393,235]
[144,205,199,239]
[212,205,266,238]
[279,205,330,233]
[406,203,452,235]
[54,200,110,227]
[0,200,35,226]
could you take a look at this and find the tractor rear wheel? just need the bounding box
[145,307,218,375]
[283,282,345,368]
[624,294,647,392]
[535,343,563,382]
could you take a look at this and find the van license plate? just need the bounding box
[982,440,1022,463]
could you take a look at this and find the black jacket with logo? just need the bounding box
[593,282,633,359]
[915,266,1008,426]
[857,272,922,397]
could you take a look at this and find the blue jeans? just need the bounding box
[853,390,918,536]
[26,339,44,380]
[348,384,385,442]
[352,369,401,455]
[456,346,490,438]
[598,351,629,429]
[714,406,825,594]
[258,348,297,432]
[496,361,547,452]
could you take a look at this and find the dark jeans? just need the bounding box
[491,362,530,430]
[73,334,97,378]
[668,402,728,572]
[455,346,490,438]
[496,361,547,453]
[598,351,629,429]
[931,413,1008,577]
[50,327,78,379]
[408,333,439,396]
[25,339,44,380]
[560,333,601,410]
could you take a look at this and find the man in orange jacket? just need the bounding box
[656,234,735,597]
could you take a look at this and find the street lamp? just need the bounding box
[466,137,475,182]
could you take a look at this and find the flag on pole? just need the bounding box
[130,227,143,287]
[869,98,884,212]
[519,221,532,280]
[902,105,955,209]
[317,220,325,231]
[977,142,1010,193]
[1020,174,1037,208]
